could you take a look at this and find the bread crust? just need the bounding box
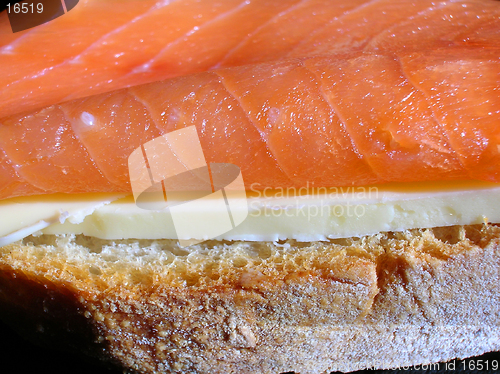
[0,225,499,373]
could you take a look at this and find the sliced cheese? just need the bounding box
[1,181,500,245]
[0,193,125,246]
[45,181,500,241]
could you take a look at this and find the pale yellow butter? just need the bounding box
[1,181,499,244]
[0,193,125,246]
[39,181,500,241]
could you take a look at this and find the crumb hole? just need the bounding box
[432,226,463,245]
[89,265,102,276]
[232,257,248,268]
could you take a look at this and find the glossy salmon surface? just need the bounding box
[0,0,499,199]
[1,0,498,117]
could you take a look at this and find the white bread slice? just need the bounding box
[0,224,499,373]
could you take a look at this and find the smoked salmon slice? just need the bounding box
[0,0,499,118]
[0,46,498,200]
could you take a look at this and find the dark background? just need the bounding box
[0,316,498,374]
[0,1,79,33]
[0,1,79,13]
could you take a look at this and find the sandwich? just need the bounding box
[0,0,499,373]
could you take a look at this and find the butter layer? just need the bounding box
[32,181,500,241]
[0,193,125,246]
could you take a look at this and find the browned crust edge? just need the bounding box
[0,225,499,373]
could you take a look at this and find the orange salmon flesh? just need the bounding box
[0,0,499,199]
